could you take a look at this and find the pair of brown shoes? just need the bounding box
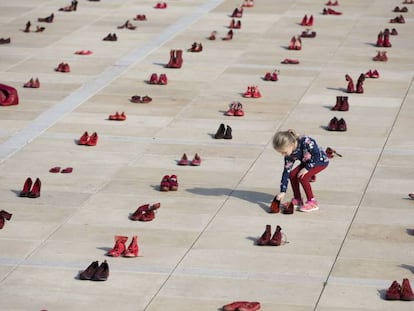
[103,33,117,41]
[214,123,232,139]
[79,260,109,281]
[130,95,152,103]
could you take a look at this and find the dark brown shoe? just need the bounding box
[214,123,225,139]
[223,125,232,139]
[256,224,271,246]
[91,260,109,281]
[79,261,99,280]
[0,210,12,221]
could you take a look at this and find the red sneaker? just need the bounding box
[160,175,170,191]
[169,174,178,191]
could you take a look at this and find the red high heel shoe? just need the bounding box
[222,29,233,40]
[28,178,41,198]
[376,31,383,47]
[345,74,355,93]
[107,235,128,257]
[178,153,189,165]
[190,153,201,166]
[294,37,302,50]
[307,15,314,26]
[20,177,33,197]
[87,132,98,146]
[300,15,308,26]
[123,235,139,257]
[288,36,296,50]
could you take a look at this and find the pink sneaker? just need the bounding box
[299,199,319,212]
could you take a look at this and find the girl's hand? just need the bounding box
[298,168,308,179]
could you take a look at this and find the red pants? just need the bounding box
[289,164,327,201]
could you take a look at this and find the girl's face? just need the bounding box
[277,142,296,157]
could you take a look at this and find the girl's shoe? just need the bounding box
[299,199,319,212]
[291,198,303,209]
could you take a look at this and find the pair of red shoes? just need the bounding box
[241,0,254,8]
[226,102,244,116]
[229,19,241,29]
[154,1,167,9]
[300,14,314,26]
[376,30,392,47]
[0,210,12,230]
[269,198,295,214]
[372,51,388,62]
[327,117,347,131]
[107,235,139,257]
[20,177,41,198]
[325,147,342,159]
[133,14,147,21]
[365,69,380,79]
[243,86,261,98]
[178,153,201,166]
[263,70,279,81]
[345,74,364,94]
[281,58,299,64]
[331,96,349,111]
[75,50,93,55]
[188,42,203,52]
[322,8,342,15]
[160,175,178,191]
[130,203,161,221]
[165,49,183,68]
[223,301,261,311]
[149,73,168,85]
[23,78,40,88]
[130,95,152,103]
[78,131,98,146]
[49,166,73,173]
[108,112,126,121]
[256,224,284,246]
[55,62,70,72]
[288,36,302,50]
[386,279,414,300]
[325,0,339,5]
[390,15,405,23]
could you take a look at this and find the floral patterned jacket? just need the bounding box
[280,136,329,192]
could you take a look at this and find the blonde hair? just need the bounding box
[272,129,299,151]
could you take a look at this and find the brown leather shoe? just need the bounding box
[79,261,99,280]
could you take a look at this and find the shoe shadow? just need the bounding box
[326,87,348,93]
[323,104,334,110]
[246,236,258,245]
[399,264,414,274]
[11,190,21,197]
[186,187,272,213]
[377,289,388,300]
[364,42,378,47]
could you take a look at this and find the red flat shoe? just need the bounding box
[109,112,120,120]
[61,167,73,173]
[141,95,152,103]
[208,31,217,40]
[24,78,34,88]
[169,174,178,191]
[78,131,89,145]
[117,112,126,121]
[49,166,61,173]
[281,58,299,64]
[87,132,98,146]
[160,175,170,191]
[234,102,244,116]
[158,74,168,85]
[75,50,93,55]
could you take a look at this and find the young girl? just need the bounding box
[273,129,329,212]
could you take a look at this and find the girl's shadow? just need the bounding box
[186,187,273,212]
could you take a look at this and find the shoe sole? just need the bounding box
[299,206,319,212]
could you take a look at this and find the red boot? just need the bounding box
[107,235,128,257]
[401,278,414,301]
[123,235,139,257]
[256,224,271,246]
